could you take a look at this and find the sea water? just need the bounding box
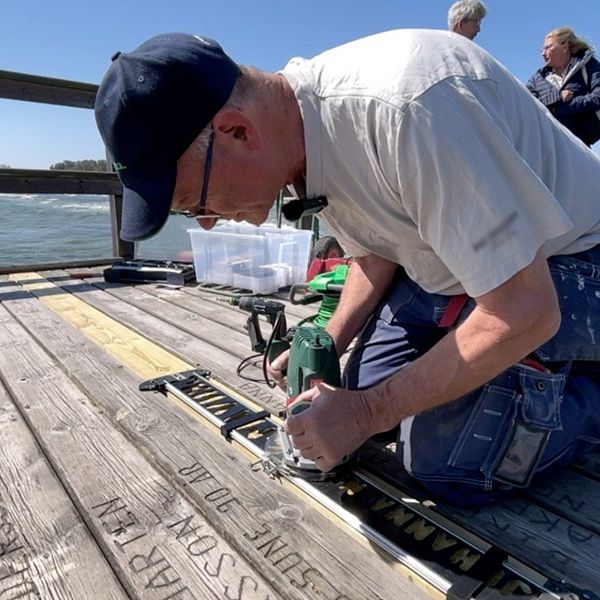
[0,193,114,265]
[0,193,296,267]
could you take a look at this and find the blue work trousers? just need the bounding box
[344,248,600,505]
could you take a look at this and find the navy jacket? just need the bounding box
[527,50,600,146]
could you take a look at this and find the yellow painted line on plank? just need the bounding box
[9,272,190,380]
[8,272,269,411]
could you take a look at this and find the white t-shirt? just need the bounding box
[281,29,600,297]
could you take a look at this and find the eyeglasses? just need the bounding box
[172,128,220,219]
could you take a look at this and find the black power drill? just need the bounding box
[230,296,340,406]
[228,297,292,383]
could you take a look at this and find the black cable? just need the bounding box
[262,310,285,389]
[236,310,286,387]
[262,353,276,388]
[236,353,267,382]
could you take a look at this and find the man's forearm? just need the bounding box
[370,308,553,430]
[368,253,561,432]
[326,254,397,355]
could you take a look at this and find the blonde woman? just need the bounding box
[527,27,600,146]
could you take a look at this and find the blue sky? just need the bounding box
[2,0,599,168]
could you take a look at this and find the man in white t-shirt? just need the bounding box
[95,30,600,505]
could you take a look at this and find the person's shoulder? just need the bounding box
[317,28,464,59]
[586,53,600,70]
[529,65,550,82]
[578,52,600,82]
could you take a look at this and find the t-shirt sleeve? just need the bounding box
[317,215,372,258]
[395,78,573,298]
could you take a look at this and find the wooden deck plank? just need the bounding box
[83,276,268,362]
[361,445,600,594]
[0,378,129,600]
[179,280,318,321]
[1,274,435,600]
[526,470,600,535]
[50,270,349,413]
[53,269,317,346]
[574,450,600,479]
[0,294,282,600]
[99,274,356,379]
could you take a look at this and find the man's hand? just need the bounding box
[267,348,289,390]
[560,89,574,102]
[284,384,379,472]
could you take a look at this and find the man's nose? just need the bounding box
[197,217,219,230]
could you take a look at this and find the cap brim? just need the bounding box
[119,165,177,242]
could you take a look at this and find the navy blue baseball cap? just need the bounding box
[94,33,240,241]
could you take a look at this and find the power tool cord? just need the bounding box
[312,294,339,328]
[236,353,267,382]
[262,310,286,389]
[235,310,287,388]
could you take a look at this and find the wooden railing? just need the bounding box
[0,69,133,266]
[0,69,316,275]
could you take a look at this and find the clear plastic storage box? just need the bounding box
[188,222,313,294]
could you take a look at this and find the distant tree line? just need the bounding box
[0,164,11,169]
[49,159,108,171]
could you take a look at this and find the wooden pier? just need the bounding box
[1,66,599,600]
[0,268,599,599]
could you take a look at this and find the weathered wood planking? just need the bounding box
[64,269,317,340]
[39,271,288,413]
[0,379,128,600]
[1,274,435,600]
[525,470,600,535]
[574,450,600,479]
[0,168,121,195]
[49,270,349,414]
[8,273,191,379]
[180,282,319,321]
[174,280,356,370]
[361,445,600,593]
[0,70,96,108]
[0,300,281,600]
[0,259,118,277]
[59,270,348,406]
[41,269,600,592]
[85,275,269,361]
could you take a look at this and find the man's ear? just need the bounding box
[213,108,261,151]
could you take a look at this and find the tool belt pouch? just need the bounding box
[489,365,567,488]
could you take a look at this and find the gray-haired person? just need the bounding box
[448,0,487,40]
